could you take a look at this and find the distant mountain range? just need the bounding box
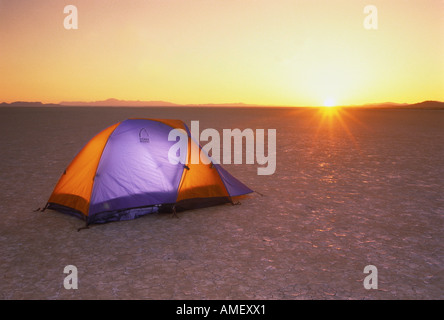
[1,99,443,109]
[0,98,255,107]
[59,98,180,107]
[0,101,61,107]
[59,98,260,107]
[350,101,444,109]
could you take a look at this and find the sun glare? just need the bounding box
[323,98,336,107]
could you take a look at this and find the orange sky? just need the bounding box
[1,0,443,106]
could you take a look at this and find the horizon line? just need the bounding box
[0,98,444,107]
[1,99,444,109]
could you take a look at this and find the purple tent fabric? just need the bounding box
[89,119,184,216]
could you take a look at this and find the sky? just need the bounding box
[0,0,443,106]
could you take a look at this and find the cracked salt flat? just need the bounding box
[0,106,442,299]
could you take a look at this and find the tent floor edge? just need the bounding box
[46,194,249,227]
[46,202,87,221]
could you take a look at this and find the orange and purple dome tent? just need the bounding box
[45,118,252,225]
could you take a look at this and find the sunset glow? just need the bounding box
[0,0,443,106]
[323,98,337,108]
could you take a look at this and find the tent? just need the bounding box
[45,118,253,225]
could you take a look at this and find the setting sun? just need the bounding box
[323,98,337,108]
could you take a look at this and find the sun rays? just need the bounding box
[312,107,367,154]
